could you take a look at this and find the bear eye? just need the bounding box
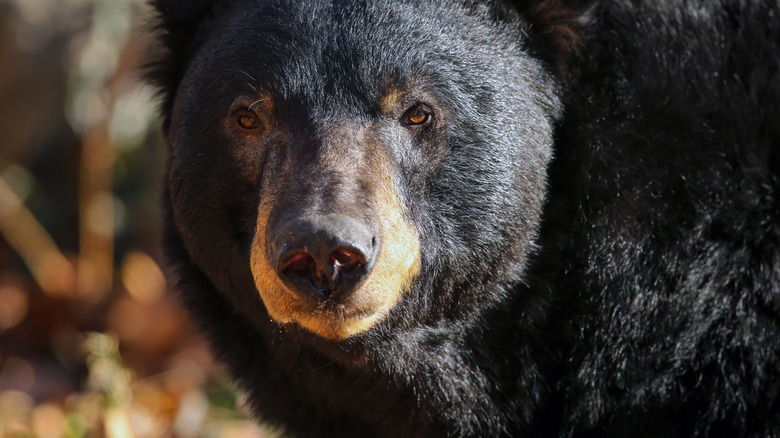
[401,105,433,127]
[235,110,262,131]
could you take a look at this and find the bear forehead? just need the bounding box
[217,0,507,45]
[190,0,526,95]
[173,1,541,128]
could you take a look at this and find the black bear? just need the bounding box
[149,0,779,436]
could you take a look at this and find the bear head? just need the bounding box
[149,0,580,343]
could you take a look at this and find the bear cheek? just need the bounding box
[248,153,421,340]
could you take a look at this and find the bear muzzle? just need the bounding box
[249,182,420,340]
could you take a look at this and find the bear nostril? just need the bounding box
[329,248,365,273]
[282,252,315,274]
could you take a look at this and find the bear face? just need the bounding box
[158,0,561,341]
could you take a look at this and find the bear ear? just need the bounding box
[147,0,229,131]
[152,0,224,45]
[510,0,593,79]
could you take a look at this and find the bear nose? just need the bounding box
[269,214,376,298]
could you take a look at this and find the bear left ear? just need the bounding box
[152,0,225,43]
[148,0,230,131]
[510,0,593,78]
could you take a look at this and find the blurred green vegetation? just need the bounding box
[0,1,269,436]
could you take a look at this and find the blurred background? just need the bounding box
[0,1,270,436]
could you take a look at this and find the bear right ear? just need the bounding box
[510,0,594,80]
[152,0,223,44]
[148,0,229,131]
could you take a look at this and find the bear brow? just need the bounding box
[248,97,272,111]
[379,87,404,113]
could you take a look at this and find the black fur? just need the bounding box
[546,1,780,435]
[148,0,780,436]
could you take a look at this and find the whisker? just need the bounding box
[237,69,257,82]
[238,69,258,91]
[249,98,269,111]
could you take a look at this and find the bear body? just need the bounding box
[149,0,779,436]
[545,2,780,435]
